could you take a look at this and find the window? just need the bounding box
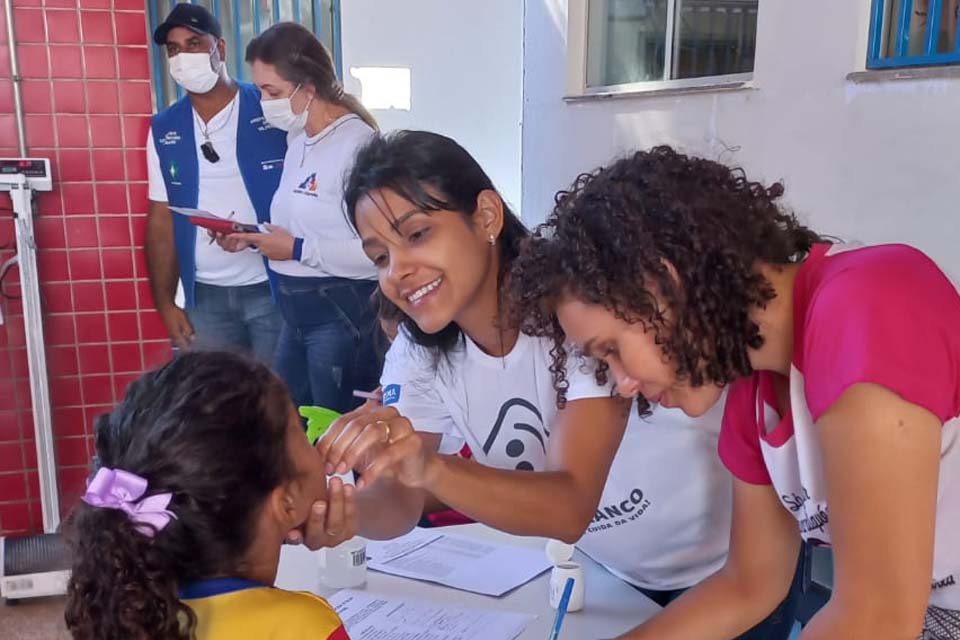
[146,0,341,107]
[568,0,758,96]
[868,0,960,68]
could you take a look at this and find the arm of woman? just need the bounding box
[230,226,374,275]
[230,224,294,260]
[800,382,940,639]
[616,477,801,640]
[322,396,632,543]
[427,395,631,542]
[295,235,374,275]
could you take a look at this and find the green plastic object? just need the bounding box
[299,405,341,445]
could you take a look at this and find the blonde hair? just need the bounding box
[246,22,377,130]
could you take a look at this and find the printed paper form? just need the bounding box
[367,528,552,597]
[328,589,535,640]
[367,528,443,564]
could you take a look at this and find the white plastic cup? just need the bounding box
[319,536,368,589]
[549,562,585,612]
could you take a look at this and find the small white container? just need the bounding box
[549,562,585,612]
[545,539,584,612]
[319,536,368,589]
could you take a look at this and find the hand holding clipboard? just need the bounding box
[169,206,296,260]
[229,223,297,260]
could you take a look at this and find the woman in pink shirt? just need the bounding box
[511,146,960,640]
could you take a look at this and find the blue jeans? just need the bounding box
[636,546,807,640]
[186,281,282,366]
[273,275,380,413]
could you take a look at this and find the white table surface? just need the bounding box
[276,523,661,639]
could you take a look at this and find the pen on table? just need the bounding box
[352,390,381,401]
[548,577,575,640]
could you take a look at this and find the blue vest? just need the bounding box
[150,82,286,308]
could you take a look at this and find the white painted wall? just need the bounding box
[340,0,524,213]
[522,0,960,278]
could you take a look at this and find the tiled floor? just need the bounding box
[0,595,70,639]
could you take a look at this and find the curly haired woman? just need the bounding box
[511,146,960,640]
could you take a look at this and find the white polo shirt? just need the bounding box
[147,93,266,287]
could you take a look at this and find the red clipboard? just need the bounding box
[188,216,259,234]
[169,206,261,234]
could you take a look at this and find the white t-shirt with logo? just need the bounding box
[583,401,731,590]
[147,94,267,287]
[381,329,732,590]
[267,114,376,280]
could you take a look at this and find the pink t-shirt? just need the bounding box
[718,243,960,610]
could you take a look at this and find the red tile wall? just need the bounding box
[0,1,171,537]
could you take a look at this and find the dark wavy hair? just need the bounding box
[245,22,377,130]
[510,145,823,414]
[64,352,294,640]
[344,130,528,360]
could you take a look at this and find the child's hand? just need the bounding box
[285,476,358,549]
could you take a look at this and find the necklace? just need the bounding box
[300,114,362,167]
[193,95,237,163]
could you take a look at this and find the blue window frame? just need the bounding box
[868,0,960,68]
[147,0,342,107]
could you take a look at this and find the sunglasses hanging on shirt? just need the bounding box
[194,96,237,164]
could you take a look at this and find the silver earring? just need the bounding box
[488,234,496,245]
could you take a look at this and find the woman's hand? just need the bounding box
[317,405,440,491]
[231,224,295,260]
[286,476,359,550]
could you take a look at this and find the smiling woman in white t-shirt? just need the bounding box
[311,131,801,639]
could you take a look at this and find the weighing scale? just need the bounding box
[0,157,72,601]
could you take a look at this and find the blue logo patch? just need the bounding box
[294,172,319,198]
[382,384,400,406]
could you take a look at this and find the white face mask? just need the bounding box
[168,50,221,95]
[261,84,312,133]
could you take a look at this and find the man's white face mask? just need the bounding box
[168,47,221,94]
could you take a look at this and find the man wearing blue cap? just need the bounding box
[145,4,286,361]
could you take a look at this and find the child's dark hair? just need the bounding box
[344,130,528,359]
[245,22,377,130]
[64,351,295,640]
[510,145,823,415]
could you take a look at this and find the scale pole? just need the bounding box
[9,174,60,531]
[3,0,28,155]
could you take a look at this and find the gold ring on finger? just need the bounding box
[374,420,391,443]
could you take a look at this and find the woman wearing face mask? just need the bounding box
[226,22,381,415]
